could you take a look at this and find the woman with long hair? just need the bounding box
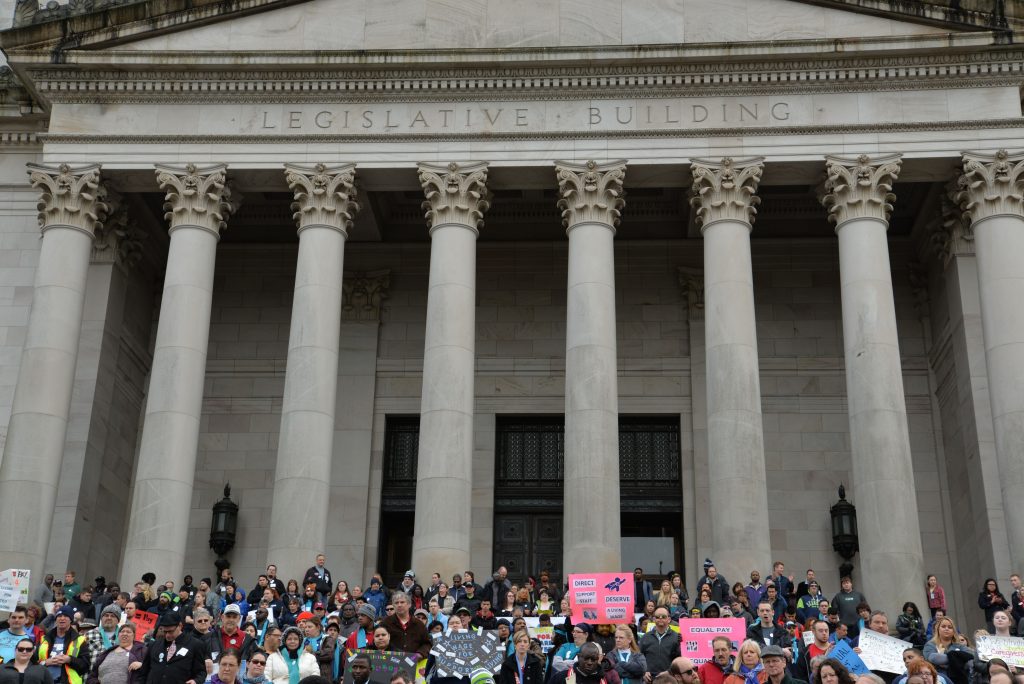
[923,616,958,674]
[671,574,689,610]
[724,640,767,684]
[926,576,946,619]
[435,583,454,615]
[814,659,856,684]
[534,588,555,616]
[978,579,1009,630]
[655,580,674,608]
[606,625,646,684]
[906,660,940,684]
[514,588,533,616]
[896,602,926,647]
[499,590,517,617]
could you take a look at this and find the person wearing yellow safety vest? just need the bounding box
[38,606,91,684]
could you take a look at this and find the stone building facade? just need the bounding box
[0,0,1021,631]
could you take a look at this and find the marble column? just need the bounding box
[267,164,359,581]
[689,157,771,582]
[821,153,926,615]
[121,164,234,586]
[956,149,1024,572]
[556,159,626,574]
[411,162,489,580]
[0,163,108,577]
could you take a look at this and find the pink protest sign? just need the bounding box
[678,618,746,664]
[567,573,635,624]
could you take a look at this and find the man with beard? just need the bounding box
[697,636,734,684]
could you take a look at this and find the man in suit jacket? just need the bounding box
[139,612,208,684]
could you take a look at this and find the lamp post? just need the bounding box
[830,484,859,579]
[209,483,238,578]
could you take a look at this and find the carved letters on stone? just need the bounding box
[418,161,490,231]
[555,159,627,230]
[284,162,360,233]
[27,162,109,236]
[956,149,1024,224]
[689,156,764,229]
[820,153,902,227]
[342,270,390,322]
[155,163,236,235]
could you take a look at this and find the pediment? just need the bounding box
[1,0,981,58]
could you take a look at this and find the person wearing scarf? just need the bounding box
[725,641,768,684]
[265,627,317,684]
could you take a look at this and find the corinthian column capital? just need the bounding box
[418,161,490,232]
[956,149,1024,224]
[555,159,627,231]
[27,162,109,236]
[821,153,902,228]
[284,163,360,234]
[689,156,764,230]
[155,163,236,236]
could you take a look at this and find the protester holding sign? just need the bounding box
[498,630,543,684]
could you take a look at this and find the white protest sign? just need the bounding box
[976,635,1024,670]
[858,629,912,673]
[803,631,815,646]
[0,569,29,612]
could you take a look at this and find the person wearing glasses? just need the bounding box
[640,610,681,683]
[0,638,52,684]
[243,650,269,684]
[85,623,146,684]
[669,657,700,684]
[551,623,592,674]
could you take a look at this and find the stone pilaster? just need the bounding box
[121,163,234,586]
[821,153,926,617]
[556,159,626,574]
[689,156,771,583]
[0,163,108,577]
[411,162,489,580]
[267,163,359,582]
[953,149,1024,573]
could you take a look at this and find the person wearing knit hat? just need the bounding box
[345,604,377,650]
[472,668,497,684]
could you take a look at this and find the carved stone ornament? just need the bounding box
[820,153,902,227]
[342,270,391,322]
[930,178,974,266]
[155,163,236,236]
[689,156,764,229]
[418,161,490,232]
[677,266,704,321]
[956,149,1024,225]
[555,159,627,231]
[27,162,109,236]
[284,162,360,234]
[91,190,144,267]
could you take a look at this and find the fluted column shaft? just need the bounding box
[690,157,771,582]
[557,160,626,574]
[822,154,925,616]
[0,164,108,576]
[121,164,234,585]
[267,164,359,581]
[411,162,489,580]
[957,149,1024,571]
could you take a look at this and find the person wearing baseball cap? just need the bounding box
[207,604,257,662]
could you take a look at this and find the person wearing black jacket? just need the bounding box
[498,630,544,684]
[471,601,499,631]
[139,612,207,684]
[747,602,788,652]
[38,607,91,684]
[302,555,333,597]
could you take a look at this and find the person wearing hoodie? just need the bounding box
[699,637,736,684]
[265,627,317,684]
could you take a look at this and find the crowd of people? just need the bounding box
[0,557,1021,684]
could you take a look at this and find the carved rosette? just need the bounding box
[418,161,490,233]
[820,153,902,228]
[155,163,236,236]
[689,156,764,229]
[677,266,705,322]
[284,162,360,234]
[342,270,391,322]
[956,149,1024,225]
[555,159,627,231]
[27,162,109,236]
[930,178,974,266]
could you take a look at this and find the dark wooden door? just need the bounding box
[493,513,562,585]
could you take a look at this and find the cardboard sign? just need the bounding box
[0,569,30,612]
[567,573,635,624]
[429,630,504,677]
[677,618,746,665]
[131,611,158,642]
[857,630,912,674]
[522,616,567,628]
[977,635,1024,669]
[831,640,870,675]
[529,625,555,653]
[343,649,420,684]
